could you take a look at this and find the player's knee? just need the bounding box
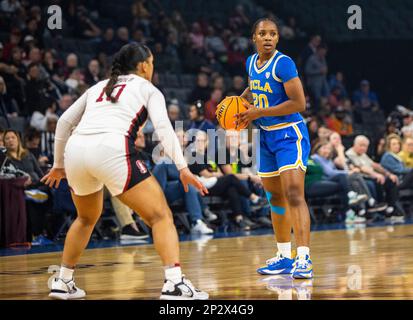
[77,214,99,227]
[285,186,304,207]
[147,206,173,226]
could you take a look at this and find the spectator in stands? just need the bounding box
[229,4,250,31]
[312,141,369,221]
[74,8,101,39]
[401,113,413,137]
[103,188,149,241]
[280,16,305,40]
[188,22,205,53]
[152,42,169,72]
[188,72,211,103]
[23,47,48,80]
[346,135,405,221]
[24,18,42,45]
[134,130,155,171]
[300,34,321,69]
[1,28,22,62]
[84,59,101,86]
[0,126,4,148]
[352,80,380,111]
[215,130,271,228]
[328,86,343,110]
[99,28,118,56]
[3,129,53,244]
[329,132,383,212]
[65,68,85,92]
[115,26,130,48]
[153,159,214,235]
[63,53,79,79]
[1,0,21,13]
[24,127,48,167]
[42,49,61,80]
[57,94,74,117]
[305,43,329,107]
[131,0,152,36]
[225,75,245,97]
[0,75,18,117]
[381,134,413,191]
[325,106,353,137]
[40,114,57,164]
[212,75,225,92]
[188,100,215,136]
[316,125,332,143]
[205,26,227,58]
[167,103,182,129]
[204,88,223,124]
[328,71,348,98]
[399,136,413,168]
[306,117,320,143]
[200,50,224,75]
[188,131,262,231]
[24,63,57,118]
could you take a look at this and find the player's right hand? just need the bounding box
[41,167,66,189]
[179,167,209,196]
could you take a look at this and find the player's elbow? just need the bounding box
[295,99,306,113]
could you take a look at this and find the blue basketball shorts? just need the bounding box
[257,121,310,178]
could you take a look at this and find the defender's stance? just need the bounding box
[42,43,209,299]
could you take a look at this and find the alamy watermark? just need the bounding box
[347,5,362,30]
[347,265,362,290]
[47,5,62,30]
[150,121,260,171]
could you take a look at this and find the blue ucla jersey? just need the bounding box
[246,50,303,128]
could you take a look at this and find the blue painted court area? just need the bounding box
[1,218,412,257]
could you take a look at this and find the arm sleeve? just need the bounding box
[146,85,188,170]
[276,56,298,83]
[53,90,88,168]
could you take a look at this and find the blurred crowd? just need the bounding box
[1,0,412,247]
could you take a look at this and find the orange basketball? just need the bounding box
[215,96,249,130]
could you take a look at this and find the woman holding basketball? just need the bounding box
[41,43,209,299]
[235,18,313,279]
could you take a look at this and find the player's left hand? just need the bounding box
[41,167,66,189]
[234,102,261,128]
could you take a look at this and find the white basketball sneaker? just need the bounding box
[49,277,86,300]
[160,276,209,300]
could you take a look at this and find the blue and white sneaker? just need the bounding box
[292,255,313,279]
[257,252,295,275]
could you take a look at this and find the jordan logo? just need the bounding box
[284,133,290,139]
[265,72,271,79]
[136,160,148,174]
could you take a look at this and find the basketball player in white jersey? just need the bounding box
[41,43,209,300]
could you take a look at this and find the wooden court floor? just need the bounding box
[1,224,413,300]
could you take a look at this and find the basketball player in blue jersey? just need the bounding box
[235,18,313,279]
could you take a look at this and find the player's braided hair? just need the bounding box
[105,42,151,103]
[251,17,279,36]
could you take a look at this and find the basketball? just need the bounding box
[215,96,249,130]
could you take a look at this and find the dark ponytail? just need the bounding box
[105,42,152,103]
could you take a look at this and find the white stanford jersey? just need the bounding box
[53,74,187,178]
[74,74,151,139]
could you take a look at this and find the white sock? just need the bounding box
[164,266,182,283]
[277,242,291,259]
[297,246,310,258]
[59,266,74,282]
